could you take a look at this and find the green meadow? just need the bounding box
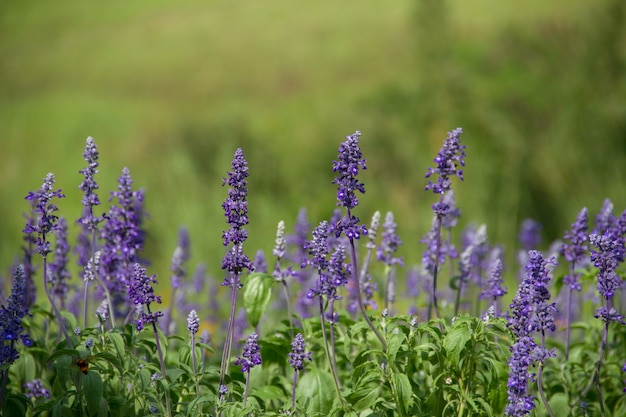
[1,0,625,292]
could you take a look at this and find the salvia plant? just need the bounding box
[0,131,625,417]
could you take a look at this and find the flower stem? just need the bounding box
[319,298,343,406]
[537,332,555,417]
[149,308,172,417]
[348,237,387,350]
[43,256,73,349]
[219,274,240,400]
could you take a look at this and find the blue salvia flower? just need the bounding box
[170,227,190,289]
[100,168,145,295]
[480,256,507,306]
[377,211,404,267]
[590,233,625,324]
[187,309,199,335]
[593,198,616,236]
[0,265,32,368]
[23,379,50,400]
[221,148,253,288]
[331,131,368,239]
[506,250,557,416]
[518,219,542,251]
[289,333,312,371]
[425,127,466,195]
[562,208,589,291]
[421,215,457,275]
[128,263,163,331]
[253,249,268,274]
[76,137,103,277]
[48,216,71,308]
[24,173,65,257]
[234,333,262,373]
[441,190,461,229]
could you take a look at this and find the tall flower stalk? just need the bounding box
[24,173,73,347]
[187,310,201,398]
[506,250,557,417]
[574,233,626,413]
[218,148,253,399]
[0,265,32,409]
[272,220,295,334]
[164,228,190,336]
[305,221,345,403]
[424,127,466,319]
[234,333,262,407]
[331,131,386,349]
[76,137,103,328]
[560,207,588,359]
[377,211,403,313]
[128,263,170,416]
[288,333,312,409]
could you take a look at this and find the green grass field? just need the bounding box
[1,0,625,297]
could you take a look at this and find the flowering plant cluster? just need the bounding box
[0,131,625,417]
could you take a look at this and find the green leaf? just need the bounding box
[107,332,126,358]
[296,368,335,415]
[243,272,274,328]
[386,332,406,364]
[393,373,413,415]
[83,371,104,416]
[442,324,472,365]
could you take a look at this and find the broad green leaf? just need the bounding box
[386,332,406,364]
[393,373,413,415]
[83,371,104,416]
[296,368,335,415]
[352,387,381,411]
[107,332,126,358]
[442,324,472,366]
[243,272,274,328]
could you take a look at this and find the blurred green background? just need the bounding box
[1,0,626,291]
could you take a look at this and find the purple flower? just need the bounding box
[234,333,262,373]
[253,250,268,274]
[421,215,458,275]
[590,234,622,300]
[425,128,466,195]
[100,168,145,294]
[76,137,103,276]
[506,251,558,416]
[23,379,50,400]
[593,198,616,235]
[481,257,507,301]
[505,336,536,417]
[441,190,461,229]
[1,265,32,367]
[24,173,65,257]
[518,219,542,251]
[377,211,404,267]
[331,131,368,240]
[128,263,163,331]
[48,216,71,308]
[221,149,253,287]
[561,208,589,291]
[187,310,199,335]
[288,333,312,371]
[305,222,349,301]
[170,227,190,289]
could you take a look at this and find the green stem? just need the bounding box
[150,310,172,417]
[319,298,344,406]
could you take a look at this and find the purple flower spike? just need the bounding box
[234,333,262,373]
[425,128,466,194]
[100,167,145,293]
[187,309,199,335]
[170,227,190,289]
[561,208,589,291]
[289,333,312,371]
[48,216,71,307]
[128,263,163,331]
[377,211,404,267]
[221,148,253,287]
[518,219,542,251]
[0,265,32,367]
[332,131,368,240]
[24,173,65,257]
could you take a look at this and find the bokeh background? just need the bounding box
[2,0,626,295]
